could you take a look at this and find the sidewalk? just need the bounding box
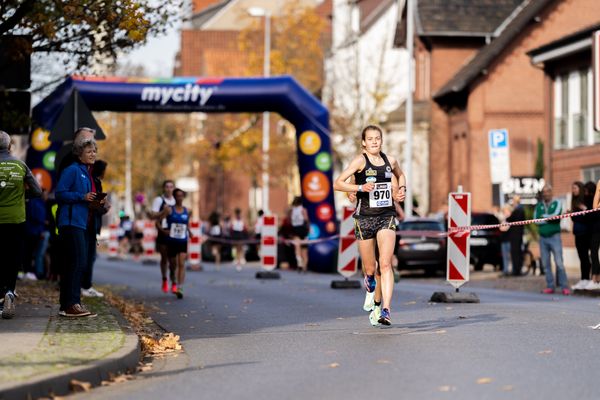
[0,281,139,400]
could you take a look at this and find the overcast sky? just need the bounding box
[121,26,181,77]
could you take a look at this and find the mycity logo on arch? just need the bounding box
[140,84,216,106]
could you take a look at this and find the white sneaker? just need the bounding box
[572,280,590,290]
[369,305,381,326]
[363,291,375,312]
[23,272,38,281]
[81,287,104,297]
[583,281,600,290]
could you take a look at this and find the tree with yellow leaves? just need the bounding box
[0,0,181,74]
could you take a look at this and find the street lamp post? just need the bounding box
[404,0,414,218]
[248,7,271,214]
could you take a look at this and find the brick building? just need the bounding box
[395,0,524,214]
[397,0,599,217]
[175,0,332,221]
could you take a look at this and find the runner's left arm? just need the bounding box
[388,156,406,202]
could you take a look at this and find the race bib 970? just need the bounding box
[369,182,392,208]
[170,223,187,239]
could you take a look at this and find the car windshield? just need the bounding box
[471,214,499,225]
[399,221,445,231]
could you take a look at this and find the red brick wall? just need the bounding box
[552,145,600,193]
[424,38,482,213]
[178,30,248,76]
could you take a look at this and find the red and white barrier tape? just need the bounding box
[449,207,600,233]
[198,207,600,246]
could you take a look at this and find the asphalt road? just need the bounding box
[84,256,600,400]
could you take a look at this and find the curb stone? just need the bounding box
[0,303,140,400]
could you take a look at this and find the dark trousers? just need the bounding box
[574,234,592,280]
[591,232,600,276]
[0,223,25,296]
[81,225,97,290]
[509,235,523,276]
[59,226,88,309]
[23,234,41,274]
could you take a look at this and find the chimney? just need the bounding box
[193,0,222,13]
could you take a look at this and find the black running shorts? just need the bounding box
[354,215,396,240]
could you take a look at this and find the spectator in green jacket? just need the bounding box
[534,184,569,295]
[0,130,42,319]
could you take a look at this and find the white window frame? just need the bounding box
[553,67,594,149]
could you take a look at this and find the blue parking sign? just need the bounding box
[489,129,508,148]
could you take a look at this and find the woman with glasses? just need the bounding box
[55,137,101,317]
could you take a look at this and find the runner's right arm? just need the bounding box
[148,197,170,220]
[333,155,374,193]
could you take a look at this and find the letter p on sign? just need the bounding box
[490,129,507,148]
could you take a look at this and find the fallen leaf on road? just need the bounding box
[306,323,320,327]
[438,385,456,392]
[376,359,391,364]
[141,332,182,355]
[69,379,92,392]
[477,377,493,384]
[328,363,340,368]
[502,385,514,391]
[538,350,552,355]
[243,298,254,304]
[404,301,417,305]
[458,316,468,319]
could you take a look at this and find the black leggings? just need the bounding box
[574,234,592,280]
[591,232,600,276]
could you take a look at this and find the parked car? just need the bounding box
[469,212,502,271]
[396,218,447,275]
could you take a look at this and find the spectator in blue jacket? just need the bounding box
[55,137,101,317]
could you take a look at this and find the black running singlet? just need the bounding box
[353,152,396,219]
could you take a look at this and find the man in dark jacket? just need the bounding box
[506,195,525,276]
[0,130,42,319]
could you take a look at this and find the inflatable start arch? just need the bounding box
[27,75,338,271]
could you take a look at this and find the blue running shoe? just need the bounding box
[378,308,391,326]
[364,274,376,293]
